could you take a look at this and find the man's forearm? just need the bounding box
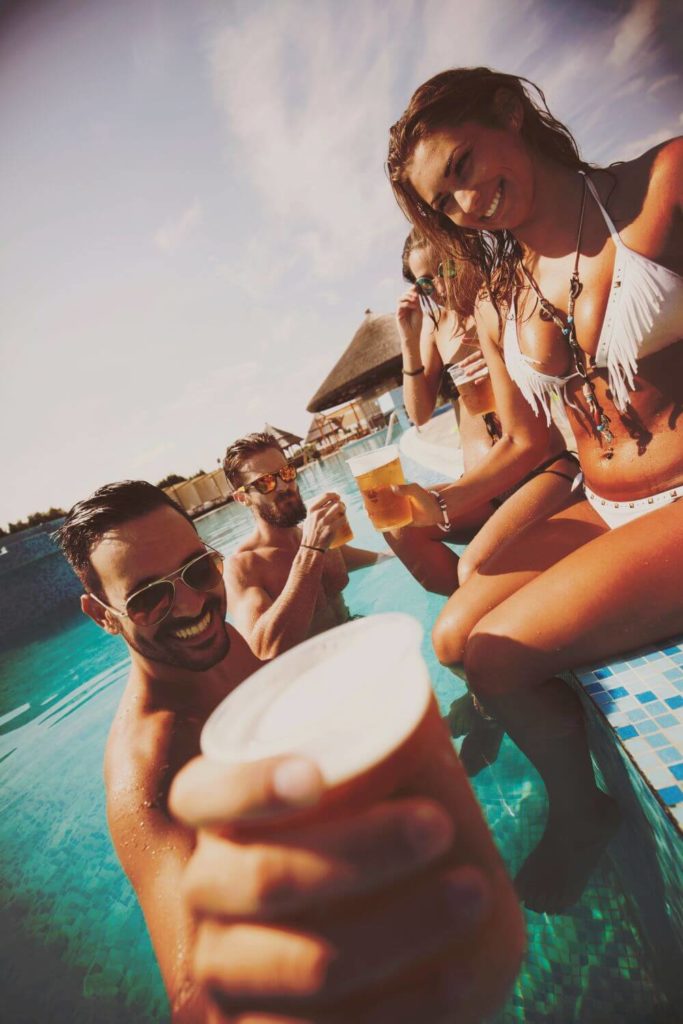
[249,546,325,658]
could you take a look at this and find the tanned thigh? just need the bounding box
[432,499,607,664]
[459,465,582,582]
[466,499,683,697]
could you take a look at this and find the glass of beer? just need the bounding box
[201,613,524,1021]
[448,341,496,416]
[346,445,413,531]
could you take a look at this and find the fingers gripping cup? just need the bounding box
[201,614,524,1019]
[346,445,413,532]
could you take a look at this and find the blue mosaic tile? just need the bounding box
[658,748,682,765]
[665,695,683,709]
[627,709,648,723]
[657,785,683,806]
[636,691,657,704]
[664,668,683,682]
[594,667,613,679]
[635,719,658,735]
[642,700,668,716]
[645,734,668,749]
[586,682,605,695]
[669,764,683,781]
[654,714,678,728]
[617,725,638,741]
[663,646,681,656]
[606,686,628,699]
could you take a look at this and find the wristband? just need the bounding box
[428,490,451,533]
[402,366,425,376]
[300,543,326,555]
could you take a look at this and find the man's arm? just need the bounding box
[105,728,207,1022]
[224,546,327,659]
[225,493,348,659]
[340,545,395,571]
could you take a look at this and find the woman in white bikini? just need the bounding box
[386,67,683,914]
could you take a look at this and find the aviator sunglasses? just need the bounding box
[90,546,225,627]
[235,463,297,496]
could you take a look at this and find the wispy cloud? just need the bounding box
[154,198,203,253]
[608,0,658,68]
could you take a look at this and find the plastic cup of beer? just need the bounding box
[448,341,496,416]
[201,613,524,1020]
[346,445,413,531]
[327,498,354,550]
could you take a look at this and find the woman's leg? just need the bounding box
[385,505,493,596]
[457,453,582,586]
[462,498,683,912]
[437,499,603,775]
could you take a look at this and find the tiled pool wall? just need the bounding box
[566,636,683,1014]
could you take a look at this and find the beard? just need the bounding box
[256,492,307,528]
[122,594,231,671]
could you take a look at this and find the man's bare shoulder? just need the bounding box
[104,679,179,810]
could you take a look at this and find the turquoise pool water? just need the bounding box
[0,432,672,1022]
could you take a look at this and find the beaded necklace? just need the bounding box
[519,174,615,458]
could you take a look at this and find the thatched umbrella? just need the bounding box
[307,310,402,413]
[264,423,304,458]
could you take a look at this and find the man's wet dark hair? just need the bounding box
[223,432,283,489]
[54,480,194,595]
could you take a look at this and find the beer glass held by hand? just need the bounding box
[198,613,524,1023]
[347,444,413,531]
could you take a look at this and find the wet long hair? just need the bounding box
[387,67,590,318]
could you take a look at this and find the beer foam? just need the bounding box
[346,444,400,477]
[201,614,432,786]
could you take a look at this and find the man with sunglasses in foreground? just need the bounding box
[223,431,384,660]
[56,479,523,1023]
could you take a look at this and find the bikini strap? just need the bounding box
[579,171,622,245]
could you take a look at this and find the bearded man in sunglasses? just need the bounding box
[223,431,382,660]
[55,479,522,1023]
[56,480,263,1019]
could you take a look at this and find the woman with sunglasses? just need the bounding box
[386,67,682,912]
[392,230,578,602]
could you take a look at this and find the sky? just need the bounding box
[1,0,681,528]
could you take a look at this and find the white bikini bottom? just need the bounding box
[584,481,681,530]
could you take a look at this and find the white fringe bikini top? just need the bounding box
[504,173,683,423]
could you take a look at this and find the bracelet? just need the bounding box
[300,543,325,555]
[402,366,425,376]
[428,490,451,533]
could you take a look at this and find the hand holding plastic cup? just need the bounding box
[199,614,524,1021]
[328,497,354,549]
[346,444,413,532]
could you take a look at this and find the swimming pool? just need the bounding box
[0,431,675,1022]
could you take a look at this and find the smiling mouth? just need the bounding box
[172,608,213,641]
[481,182,503,221]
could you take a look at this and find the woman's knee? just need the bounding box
[457,550,478,587]
[431,603,470,666]
[463,624,535,701]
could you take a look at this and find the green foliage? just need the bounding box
[4,508,67,535]
[156,473,187,489]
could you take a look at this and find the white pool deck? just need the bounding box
[399,413,683,834]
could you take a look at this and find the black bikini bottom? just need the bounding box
[491,450,580,509]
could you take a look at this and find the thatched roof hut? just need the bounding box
[307,310,402,413]
[264,423,304,456]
